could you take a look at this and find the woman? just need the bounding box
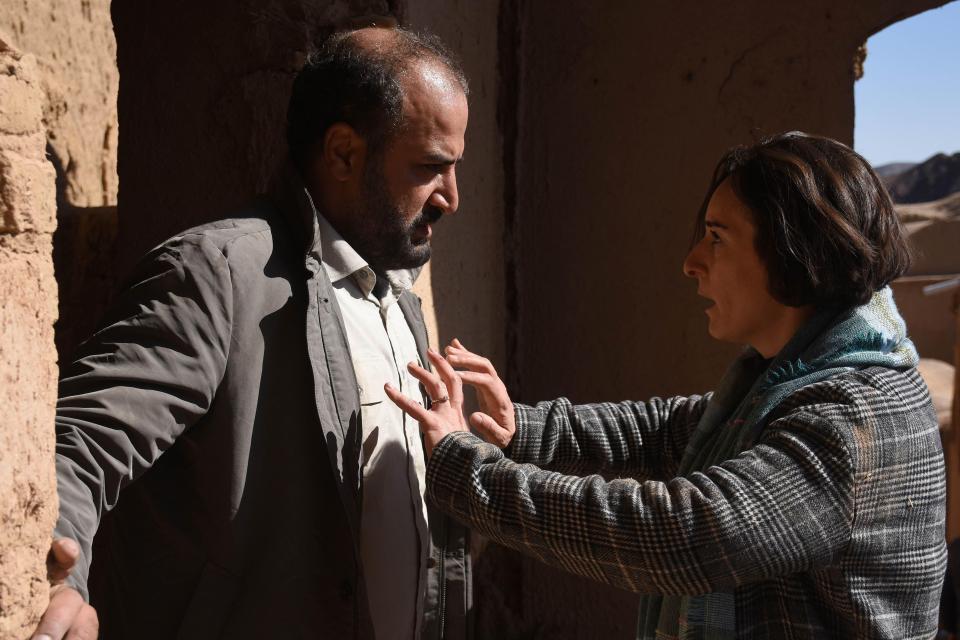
[385,132,946,639]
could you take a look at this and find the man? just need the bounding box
[32,25,472,640]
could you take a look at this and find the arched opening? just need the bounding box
[856,4,960,634]
[855,1,960,361]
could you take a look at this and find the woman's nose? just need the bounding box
[683,241,705,279]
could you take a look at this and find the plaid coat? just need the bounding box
[426,366,946,638]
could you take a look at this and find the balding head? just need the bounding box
[342,25,401,50]
[286,25,468,169]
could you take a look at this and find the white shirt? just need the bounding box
[317,214,430,640]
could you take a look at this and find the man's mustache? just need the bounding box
[413,206,444,227]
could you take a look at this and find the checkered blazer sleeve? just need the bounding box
[506,395,710,478]
[426,404,855,594]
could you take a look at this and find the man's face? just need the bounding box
[349,62,468,273]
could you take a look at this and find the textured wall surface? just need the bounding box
[0,0,120,362]
[0,0,117,207]
[506,1,951,636]
[0,35,59,638]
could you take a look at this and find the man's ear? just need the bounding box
[321,123,367,183]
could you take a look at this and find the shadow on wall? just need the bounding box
[48,141,119,363]
[109,0,397,276]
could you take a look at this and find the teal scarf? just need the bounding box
[638,287,918,640]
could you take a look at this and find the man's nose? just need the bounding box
[430,171,459,214]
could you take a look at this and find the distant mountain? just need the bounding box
[875,162,917,180]
[886,152,960,204]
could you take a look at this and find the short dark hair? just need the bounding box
[286,26,468,170]
[693,131,911,309]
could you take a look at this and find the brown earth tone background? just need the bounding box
[0,34,59,639]
[0,0,954,637]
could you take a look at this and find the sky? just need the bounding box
[854,1,960,167]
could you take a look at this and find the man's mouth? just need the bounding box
[411,207,443,243]
[409,221,434,246]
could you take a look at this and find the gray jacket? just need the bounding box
[54,169,472,639]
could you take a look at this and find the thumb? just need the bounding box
[469,411,510,448]
[47,538,79,583]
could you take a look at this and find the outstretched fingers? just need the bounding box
[406,360,449,405]
[444,347,496,376]
[445,337,517,448]
[426,348,463,408]
[469,411,513,448]
[388,356,466,431]
[384,383,434,425]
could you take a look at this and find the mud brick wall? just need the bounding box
[0,36,59,638]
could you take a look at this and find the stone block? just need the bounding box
[0,73,45,136]
[0,148,57,234]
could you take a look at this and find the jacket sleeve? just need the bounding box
[506,395,710,478]
[427,405,854,595]
[54,234,233,599]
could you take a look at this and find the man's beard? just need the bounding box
[347,161,444,273]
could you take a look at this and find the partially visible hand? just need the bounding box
[385,347,469,457]
[31,538,99,639]
[444,338,516,448]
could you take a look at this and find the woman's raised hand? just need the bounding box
[445,338,516,448]
[385,347,470,457]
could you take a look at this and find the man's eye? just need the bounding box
[709,231,721,244]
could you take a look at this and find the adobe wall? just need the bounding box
[0,0,117,208]
[0,37,59,638]
[507,1,950,636]
[0,0,119,361]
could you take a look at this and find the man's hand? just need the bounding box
[385,347,469,457]
[31,538,99,640]
[444,339,516,448]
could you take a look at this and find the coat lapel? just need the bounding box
[398,291,430,368]
[271,165,363,540]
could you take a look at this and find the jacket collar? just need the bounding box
[267,160,324,262]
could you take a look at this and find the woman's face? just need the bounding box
[683,179,812,358]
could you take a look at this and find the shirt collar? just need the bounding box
[314,211,420,298]
[316,212,367,284]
